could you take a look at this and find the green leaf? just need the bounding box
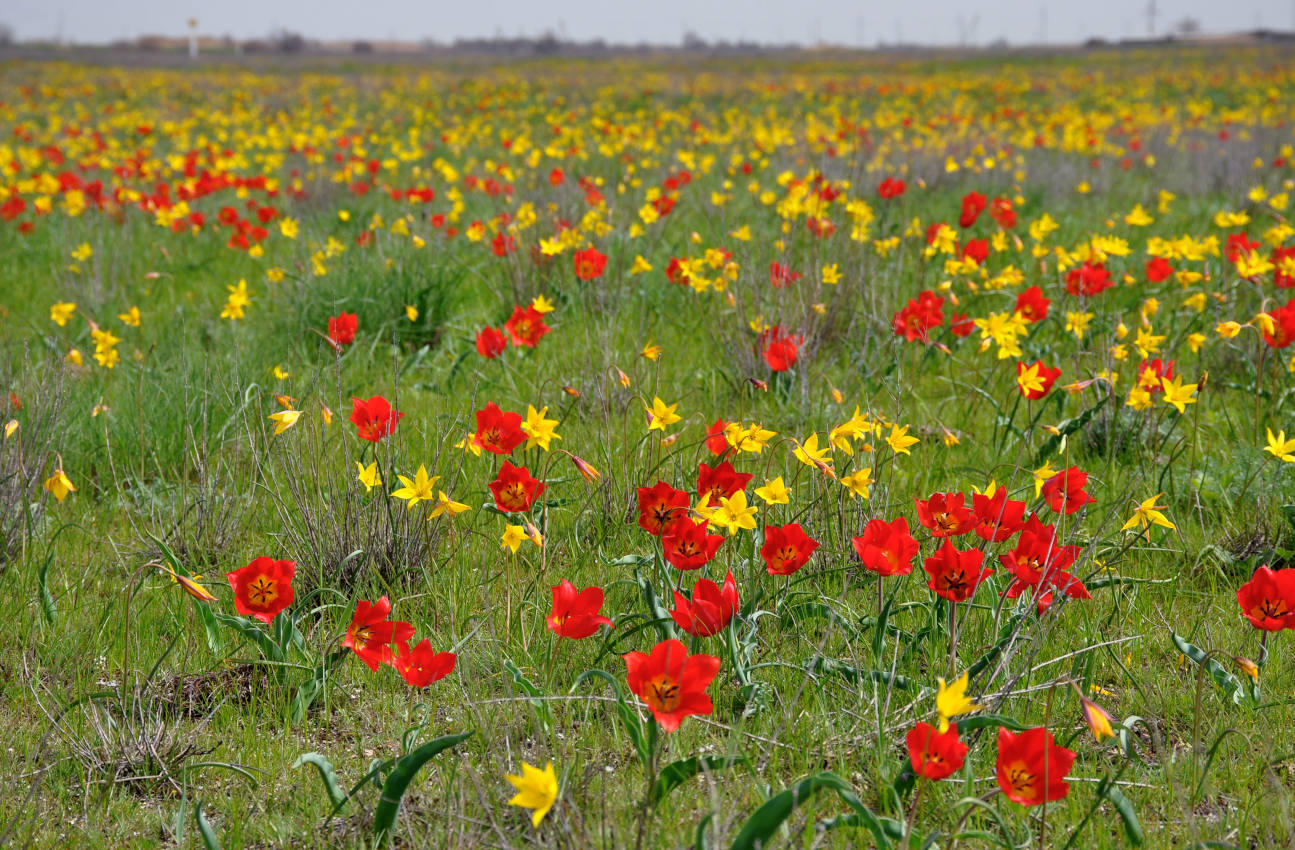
[650,755,747,804]
[952,714,1027,734]
[871,594,893,662]
[1107,786,1145,846]
[372,731,473,845]
[291,650,347,725]
[1033,392,1109,465]
[1171,632,1245,704]
[573,669,649,769]
[214,612,282,662]
[293,752,347,810]
[194,802,221,850]
[804,656,922,694]
[503,658,554,733]
[730,771,890,850]
[37,552,56,624]
[146,531,222,654]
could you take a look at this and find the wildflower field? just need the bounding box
[3,45,1295,848]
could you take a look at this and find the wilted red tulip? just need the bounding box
[623,639,720,732]
[907,722,968,780]
[226,556,295,624]
[489,461,545,512]
[342,596,415,672]
[393,640,456,688]
[547,580,613,639]
[995,726,1077,806]
[670,572,738,637]
[761,523,820,576]
[851,516,919,576]
[350,395,404,443]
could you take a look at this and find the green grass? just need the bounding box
[1,46,1295,849]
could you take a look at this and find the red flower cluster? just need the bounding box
[671,572,738,637]
[1064,261,1114,297]
[343,596,453,688]
[878,176,906,199]
[573,247,607,280]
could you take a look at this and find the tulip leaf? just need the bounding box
[1171,632,1245,704]
[730,771,890,850]
[804,656,922,694]
[650,755,747,804]
[193,802,221,850]
[953,714,1027,734]
[1033,392,1109,465]
[503,658,553,733]
[573,669,649,769]
[37,552,56,624]
[1107,786,1145,846]
[372,731,472,845]
[293,752,347,810]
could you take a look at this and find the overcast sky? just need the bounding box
[3,0,1290,47]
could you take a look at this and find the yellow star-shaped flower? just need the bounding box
[505,761,558,828]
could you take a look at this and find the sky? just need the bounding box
[3,0,1291,48]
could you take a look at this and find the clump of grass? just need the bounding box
[0,354,69,568]
[54,686,217,795]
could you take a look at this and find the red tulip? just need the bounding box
[226,557,295,624]
[342,596,415,672]
[923,539,991,603]
[761,523,820,576]
[995,726,1076,806]
[350,395,404,443]
[662,516,724,571]
[670,572,738,637]
[623,639,720,732]
[489,461,545,512]
[393,640,456,687]
[547,580,613,639]
[907,722,968,780]
[851,517,919,577]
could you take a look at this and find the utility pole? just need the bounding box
[188,17,198,60]
[1145,0,1157,36]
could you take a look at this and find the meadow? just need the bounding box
[1,45,1295,848]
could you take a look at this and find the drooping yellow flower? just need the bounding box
[1120,493,1176,533]
[268,409,301,435]
[391,465,440,509]
[1081,697,1115,742]
[1265,428,1295,463]
[630,255,653,274]
[44,469,75,502]
[3,420,17,439]
[754,476,790,505]
[505,761,558,828]
[645,397,681,431]
[117,306,142,327]
[641,340,662,361]
[522,405,561,451]
[935,671,982,733]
